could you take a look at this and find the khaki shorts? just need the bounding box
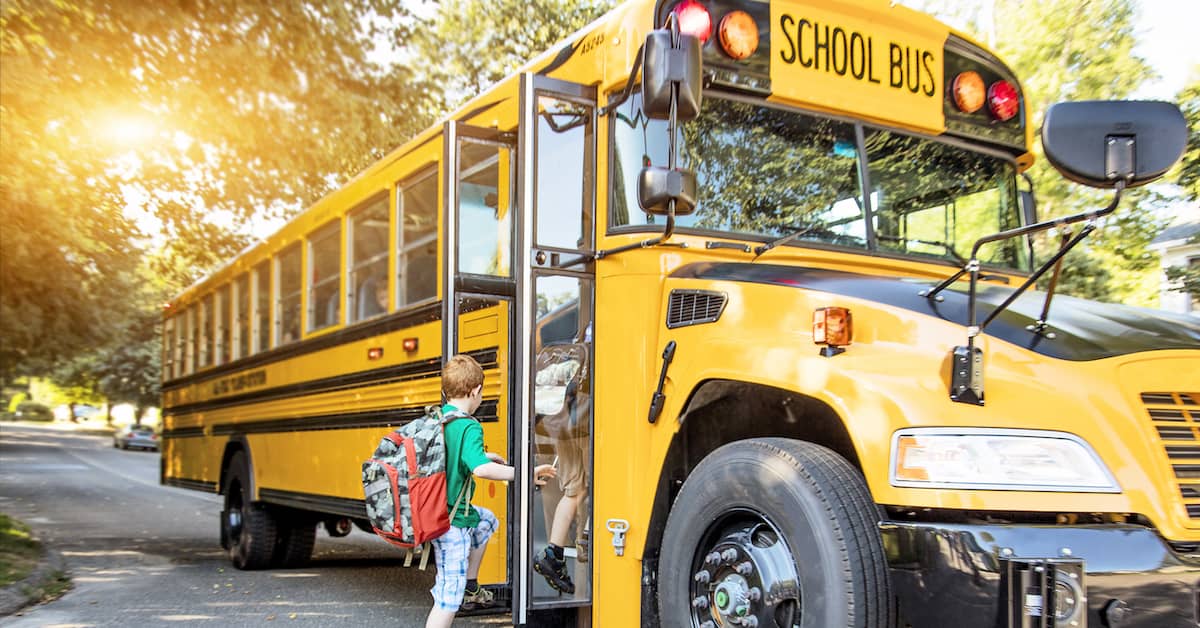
[553,434,589,498]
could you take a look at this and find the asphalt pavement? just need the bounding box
[0,422,513,627]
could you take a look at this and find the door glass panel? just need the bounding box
[457,139,513,277]
[530,273,593,604]
[535,96,592,251]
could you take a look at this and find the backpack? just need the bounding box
[361,405,472,555]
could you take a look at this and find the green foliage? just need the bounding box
[1174,76,1200,201]
[1,0,439,381]
[415,0,614,107]
[0,513,41,587]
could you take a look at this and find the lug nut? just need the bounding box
[694,570,711,584]
[692,595,709,609]
[705,552,721,565]
[748,587,761,602]
[721,548,738,562]
[700,622,716,628]
[735,561,753,575]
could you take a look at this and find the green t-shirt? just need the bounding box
[442,404,491,528]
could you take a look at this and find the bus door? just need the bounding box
[514,74,597,621]
[441,120,518,584]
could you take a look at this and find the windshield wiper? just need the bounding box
[753,225,820,259]
[877,235,967,265]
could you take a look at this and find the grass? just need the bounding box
[0,513,41,587]
[0,513,71,606]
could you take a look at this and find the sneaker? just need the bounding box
[461,585,495,611]
[533,547,575,594]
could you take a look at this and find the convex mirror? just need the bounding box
[1042,100,1185,189]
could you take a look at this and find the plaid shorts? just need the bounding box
[429,505,498,612]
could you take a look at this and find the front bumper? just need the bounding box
[881,521,1199,627]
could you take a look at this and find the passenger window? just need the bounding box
[163,318,176,381]
[199,294,213,368]
[399,170,438,304]
[216,284,231,365]
[277,245,302,344]
[234,274,249,360]
[254,261,270,352]
[181,307,192,375]
[456,141,512,277]
[176,312,187,377]
[349,197,389,323]
[308,222,342,332]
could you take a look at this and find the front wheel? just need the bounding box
[222,451,278,570]
[658,438,893,628]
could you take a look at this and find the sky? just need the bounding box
[1133,0,1200,100]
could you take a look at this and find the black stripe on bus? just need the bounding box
[162,398,500,438]
[163,302,442,393]
[164,347,498,417]
[259,488,367,519]
[163,477,218,493]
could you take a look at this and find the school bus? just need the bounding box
[160,0,1199,625]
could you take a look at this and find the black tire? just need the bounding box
[658,438,893,628]
[222,451,278,570]
[272,519,317,568]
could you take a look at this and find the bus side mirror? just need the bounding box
[639,29,702,217]
[639,168,698,215]
[1042,100,1186,189]
[641,29,702,121]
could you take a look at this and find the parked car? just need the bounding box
[113,424,159,451]
[14,402,53,422]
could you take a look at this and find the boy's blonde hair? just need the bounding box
[442,354,484,398]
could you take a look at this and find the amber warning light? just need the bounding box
[813,307,852,357]
[368,347,384,361]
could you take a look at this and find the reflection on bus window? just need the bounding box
[400,171,437,305]
[277,245,301,344]
[163,318,176,380]
[612,95,866,248]
[864,128,1027,269]
[235,273,249,360]
[457,140,512,277]
[183,307,193,375]
[350,197,389,323]
[254,261,270,353]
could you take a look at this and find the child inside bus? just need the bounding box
[426,354,556,628]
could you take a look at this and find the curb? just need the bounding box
[0,544,69,617]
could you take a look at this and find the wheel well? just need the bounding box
[219,439,249,497]
[641,380,861,620]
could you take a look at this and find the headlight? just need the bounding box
[890,428,1120,492]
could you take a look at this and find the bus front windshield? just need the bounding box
[611,95,1029,271]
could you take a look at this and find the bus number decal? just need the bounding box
[211,369,267,396]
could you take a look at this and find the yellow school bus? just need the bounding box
[161,0,1199,625]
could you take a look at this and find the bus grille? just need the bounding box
[1142,392,1200,519]
[666,290,727,329]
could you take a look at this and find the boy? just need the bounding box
[427,354,555,628]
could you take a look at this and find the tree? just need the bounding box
[414,0,614,109]
[1173,75,1200,201]
[1,0,438,380]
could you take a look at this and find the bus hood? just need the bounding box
[671,262,1200,361]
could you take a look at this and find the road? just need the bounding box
[0,423,512,627]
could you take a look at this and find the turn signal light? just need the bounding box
[402,337,419,352]
[952,71,985,114]
[988,79,1020,121]
[717,10,758,60]
[813,307,852,357]
[673,0,712,43]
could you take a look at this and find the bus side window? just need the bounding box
[277,245,302,344]
[234,273,249,360]
[399,169,438,305]
[349,196,389,323]
[216,284,231,365]
[253,261,270,353]
[308,221,342,332]
[200,294,213,368]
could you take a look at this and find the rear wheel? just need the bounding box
[272,519,316,568]
[222,451,278,570]
[658,438,893,628]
